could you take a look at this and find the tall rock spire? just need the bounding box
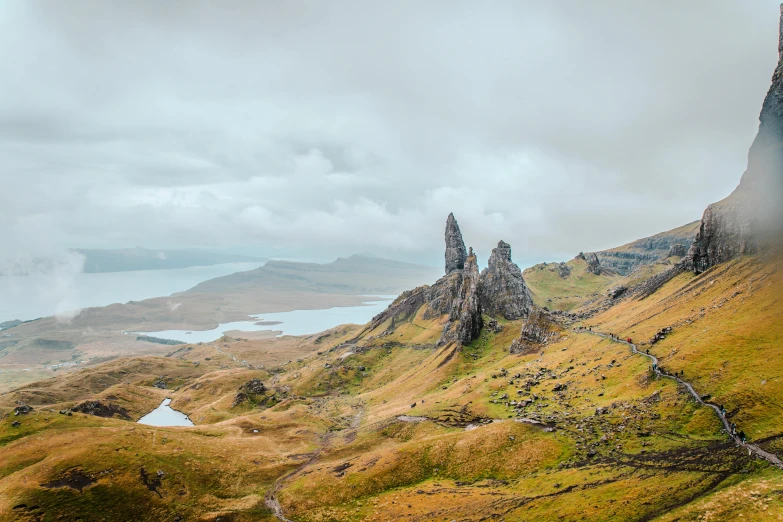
[687,6,783,273]
[444,213,468,274]
[479,240,534,320]
[439,246,483,345]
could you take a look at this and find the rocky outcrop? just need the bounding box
[444,213,468,274]
[509,310,561,354]
[595,222,700,274]
[71,400,131,420]
[479,241,534,320]
[439,248,483,345]
[686,7,783,273]
[580,252,602,275]
[668,244,688,257]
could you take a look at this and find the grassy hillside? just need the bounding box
[523,256,621,311]
[1,255,781,520]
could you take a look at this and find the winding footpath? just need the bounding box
[588,331,783,470]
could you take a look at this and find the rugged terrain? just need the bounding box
[2,7,783,522]
[0,255,439,393]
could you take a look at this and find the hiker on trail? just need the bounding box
[739,431,747,443]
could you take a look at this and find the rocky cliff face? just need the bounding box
[360,215,536,347]
[440,248,483,345]
[479,241,534,320]
[445,213,468,274]
[594,222,699,274]
[687,7,783,273]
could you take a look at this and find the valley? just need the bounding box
[1,4,782,521]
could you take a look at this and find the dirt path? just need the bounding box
[588,331,783,470]
[265,406,365,521]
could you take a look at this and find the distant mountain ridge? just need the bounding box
[186,254,442,296]
[74,247,265,273]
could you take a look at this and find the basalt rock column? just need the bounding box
[479,240,534,320]
[438,247,483,345]
[445,213,468,274]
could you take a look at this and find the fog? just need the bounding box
[1,1,781,271]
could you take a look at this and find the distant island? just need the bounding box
[73,247,265,273]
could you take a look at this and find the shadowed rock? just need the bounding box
[580,252,602,275]
[510,309,562,354]
[445,213,468,274]
[440,248,483,345]
[480,241,533,320]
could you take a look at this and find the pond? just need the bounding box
[137,398,194,427]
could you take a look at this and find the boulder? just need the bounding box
[14,404,33,416]
[510,309,562,354]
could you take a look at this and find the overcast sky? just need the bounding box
[1,1,781,269]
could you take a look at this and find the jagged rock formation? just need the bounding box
[509,310,561,354]
[479,241,534,320]
[361,217,534,346]
[686,8,783,273]
[580,252,602,275]
[445,213,468,273]
[439,248,483,345]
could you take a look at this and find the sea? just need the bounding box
[0,262,264,324]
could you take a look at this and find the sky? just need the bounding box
[1,1,781,271]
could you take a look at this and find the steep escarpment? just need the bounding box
[596,221,700,274]
[686,7,783,273]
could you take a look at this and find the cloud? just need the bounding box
[0,1,780,267]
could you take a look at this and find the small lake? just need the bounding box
[137,398,194,427]
[136,296,395,343]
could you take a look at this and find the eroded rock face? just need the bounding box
[510,310,561,354]
[578,252,602,275]
[445,213,468,274]
[687,8,783,273]
[668,244,688,257]
[440,248,483,345]
[479,241,533,320]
